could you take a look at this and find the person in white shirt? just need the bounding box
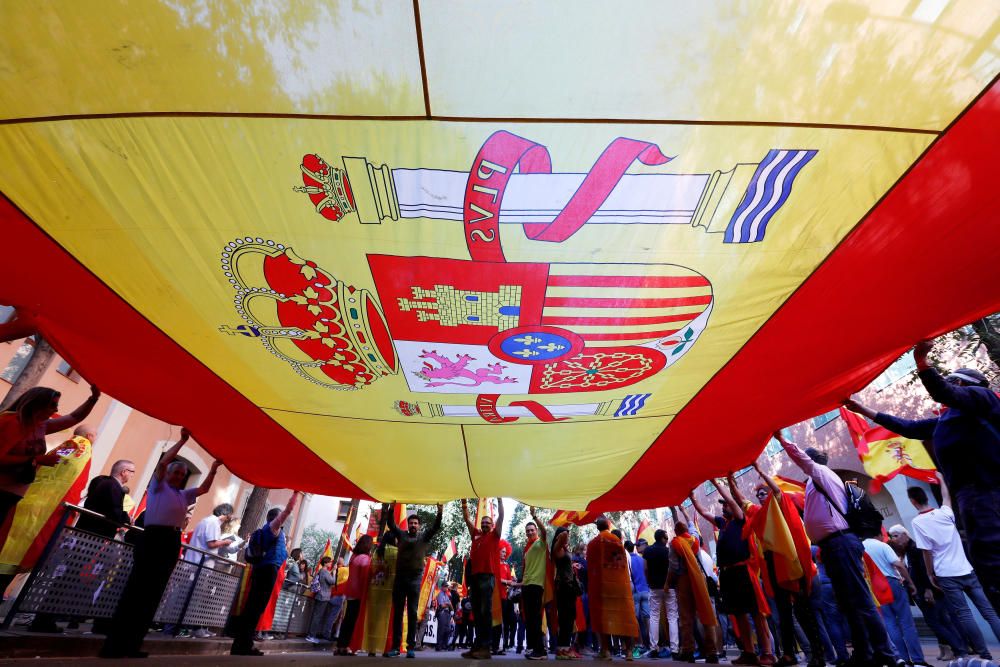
[909,477,1000,659]
[861,537,925,665]
[185,503,234,565]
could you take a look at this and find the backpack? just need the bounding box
[815,480,884,539]
[244,526,275,565]
[310,574,324,594]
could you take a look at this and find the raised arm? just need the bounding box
[914,339,999,415]
[494,497,504,535]
[269,490,301,536]
[461,499,476,534]
[426,503,444,539]
[194,459,223,497]
[936,471,952,508]
[711,478,744,521]
[552,529,569,560]
[752,461,782,498]
[726,471,748,508]
[688,492,715,524]
[773,430,821,479]
[154,428,190,481]
[530,506,547,543]
[382,503,402,535]
[45,385,100,434]
[845,396,936,441]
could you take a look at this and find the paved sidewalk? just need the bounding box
[0,640,995,665]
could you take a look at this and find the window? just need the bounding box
[764,436,783,457]
[811,409,839,429]
[336,500,352,522]
[56,360,81,382]
[871,353,918,391]
[0,338,35,383]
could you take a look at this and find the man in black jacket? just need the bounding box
[76,459,134,537]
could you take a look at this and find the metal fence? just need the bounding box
[2,503,315,634]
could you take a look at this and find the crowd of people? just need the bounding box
[0,340,997,664]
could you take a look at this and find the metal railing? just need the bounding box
[1,503,315,634]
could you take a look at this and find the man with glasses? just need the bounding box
[77,457,134,538]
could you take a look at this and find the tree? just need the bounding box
[238,486,270,542]
[300,523,338,566]
[0,335,58,411]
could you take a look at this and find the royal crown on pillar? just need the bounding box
[294,154,358,222]
[295,153,399,225]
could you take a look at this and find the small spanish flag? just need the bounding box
[637,519,656,543]
[442,537,457,564]
[839,408,937,492]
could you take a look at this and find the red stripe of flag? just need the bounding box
[542,312,696,326]
[547,274,710,288]
[543,295,712,309]
[580,329,681,341]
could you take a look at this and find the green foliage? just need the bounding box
[299,523,338,567]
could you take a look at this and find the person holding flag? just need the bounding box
[383,502,443,658]
[690,481,775,666]
[461,497,504,660]
[773,430,901,667]
[522,507,549,660]
[747,463,825,667]
[587,515,639,661]
[667,521,720,663]
[844,338,1000,611]
[306,555,339,643]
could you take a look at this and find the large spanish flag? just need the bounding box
[0,2,997,509]
[839,408,938,492]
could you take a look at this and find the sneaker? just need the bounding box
[645,649,660,659]
[775,656,799,667]
[527,649,549,661]
[676,653,696,663]
[406,651,415,658]
[759,655,777,666]
[733,652,761,666]
[658,648,673,659]
[305,636,319,644]
[193,628,214,639]
[384,650,400,657]
[556,649,572,661]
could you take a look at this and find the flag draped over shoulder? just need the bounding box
[586,530,639,638]
[670,534,716,626]
[839,407,937,492]
[745,493,815,592]
[774,476,806,511]
[0,435,92,575]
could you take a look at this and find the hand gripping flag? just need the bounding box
[838,408,937,492]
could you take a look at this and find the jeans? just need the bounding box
[469,573,495,650]
[939,572,1000,657]
[325,595,345,640]
[436,610,452,650]
[810,577,849,663]
[818,531,895,661]
[879,578,925,663]
[916,594,966,656]
[502,598,516,648]
[633,588,650,647]
[309,598,340,638]
[956,488,1000,613]
[523,584,544,653]
[391,572,422,652]
[766,553,823,661]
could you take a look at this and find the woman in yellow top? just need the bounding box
[363,531,399,656]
